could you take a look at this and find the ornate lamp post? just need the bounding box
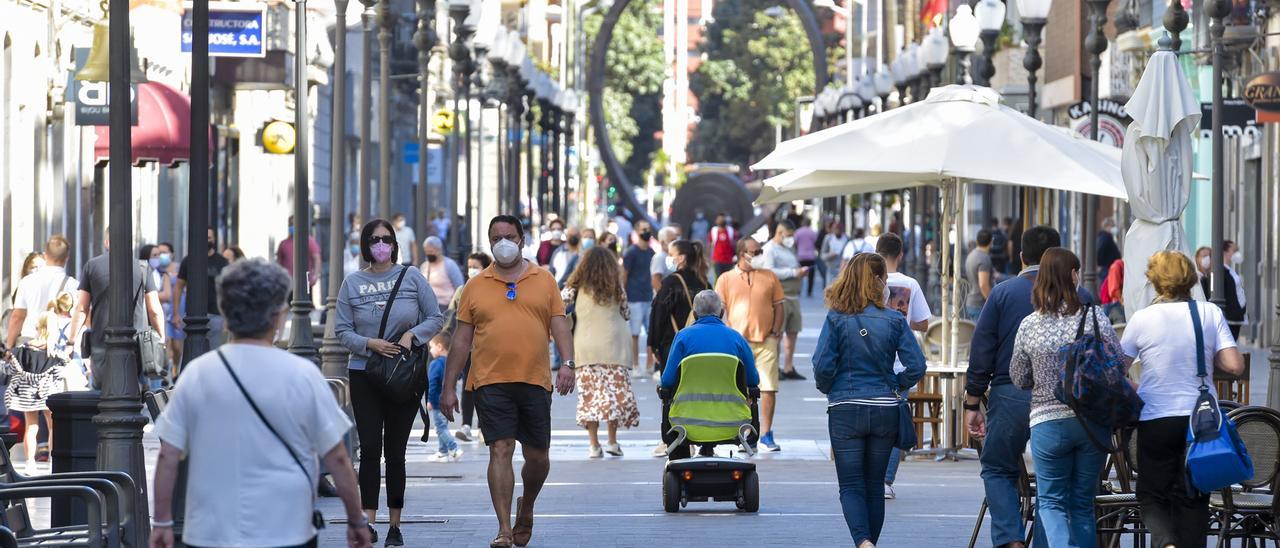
[560,89,580,218]
[1082,0,1110,295]
[536,74,554,222]
[950,6,979,85]
[471,7,498,239]
[891,52,911,106]
[522,59,537,225]
[447,0,473,257]
[1207,0,1231,310]
[485,30,511,212]
[321,0,360,376]
[975,0,1006,87]
[1017,0,1052,118]
[873,66,894,111]
[288,0,318,361]
[377,0,396,218]
[1164,0,1189,52]
[921,27,949,91]
[856,73,878,116]
[414,0,438,252]
[358,0,377,222]
[505,34,527,217]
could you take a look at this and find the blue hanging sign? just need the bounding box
[181,2,267,58]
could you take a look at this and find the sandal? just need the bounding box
[490,532,514,548]
[513,496,534,547]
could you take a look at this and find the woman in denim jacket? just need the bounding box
[814,253,927,548]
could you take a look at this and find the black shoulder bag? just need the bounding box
[365,267,429,404]
[215,350,326,530]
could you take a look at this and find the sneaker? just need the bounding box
[455,425,473,442]
[630,367,646,379]
[651,443,668,457]
[384,525,403,547]
[651,371,662,383]
[588,445,603,459]
[367,524,378,544]
[428,452,452,463]
[448,448,464,461]
[780,369,807,380]
[884,484,896,500]
[605,443,623,457]
[760,432,781,452]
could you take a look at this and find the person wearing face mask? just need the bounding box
[715,237,786,453]
[536,220,566,266]
[580,228,598,251]
[1096,218,1122,289]
[689,210,711,244]
[344,232,363,278]
[437,215,577,548]
[276,215,323,289]
[335,219,445,546]
[649,226,681,293]
[648,240,711,377]
[551,228,583,287]
[1194,246,1213,298]
[708,213,738,278]
[156,242,184,368]
[622,220,656,378]
[419,236,464,309]
[174,228,230,349]
[390,213,420,266]
[1221,240,1247,339]
[762,220,810,384]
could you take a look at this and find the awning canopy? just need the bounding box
[94,81,200,167]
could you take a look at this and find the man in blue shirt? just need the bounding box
[964,226,1094,548]
[661,290,760,458]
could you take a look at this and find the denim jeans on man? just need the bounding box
[1030,417,1107,548]
[981,384,1046,547]
[430,408,458,453]
[829,404,897,546]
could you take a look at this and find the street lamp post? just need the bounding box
[975,0,1006,87]
[447,0,472,258]
[358,0,377,222]
[321,0,355,376]
[289,0,318,361]
[414,0,438,258]
[921,28,949,91]
[101,0,150,544]
[561,90,579,219]
[873,67,894,112]
[524,62,537,226]
[1082,0,1110,296]
[1017,0,1052,118]
[1164,0,1189,52]
[1207,0,1231,312]
[505,36,527,217]
[950,6,979,86]
[485,30,510,212]
[377,0,396,219]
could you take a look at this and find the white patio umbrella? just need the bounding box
[1121,43,1203,318]
[752,85,1126,366]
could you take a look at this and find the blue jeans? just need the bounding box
[980,384,1046,547]
[430,408,458,453]
[885,447,901,485]
[829,404,898,546]
[1030,418,1107,548]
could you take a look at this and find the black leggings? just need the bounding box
[350,370,418,510]
[1137,416,1209,548]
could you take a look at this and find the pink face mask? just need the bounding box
[371,242,394,263]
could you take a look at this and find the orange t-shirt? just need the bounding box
[457,261,565,391]
[714,267,785,343]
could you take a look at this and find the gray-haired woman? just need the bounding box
[150,259,370,548]
[337,219,444,546]
[420,236,464,309]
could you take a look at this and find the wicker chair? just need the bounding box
[1211,406,1280,546]
[1095,428,1145,548]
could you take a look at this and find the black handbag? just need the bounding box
[364,267,429,404]
[851,314,918,451]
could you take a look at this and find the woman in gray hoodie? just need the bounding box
[336,218,445,546]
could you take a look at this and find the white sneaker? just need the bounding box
[428,452,451,463]
[630,368,645,379]
[588,445,603,459]
[448,448,464,461]
[884,484,896,500]
[605,443,624,457]
[651,371,662,382]
[454,425,473,442]
[651,443,668,457]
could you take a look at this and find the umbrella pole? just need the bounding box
[940,183,951,364]
[952,179,966,367]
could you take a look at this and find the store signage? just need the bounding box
[432,109,456,134]
[69,48,138,126]
[261,121,296,154]
[1199,100,1263,139]
[1244,71,1280,123]
[1068,99,1129,147]
[181,2,267,58]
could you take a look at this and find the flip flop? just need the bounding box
[513,496,534,547]
[490,532,514,548]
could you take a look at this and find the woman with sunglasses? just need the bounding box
[336,219,445,546]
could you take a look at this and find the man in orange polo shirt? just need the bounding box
[440,214,576,548]
[715,237,785,452]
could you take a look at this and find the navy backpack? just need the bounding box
[1055,305,1144,450]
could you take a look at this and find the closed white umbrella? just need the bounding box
[1121,42,1203,318]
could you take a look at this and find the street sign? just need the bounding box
[404,142,419,164]
[1067,100,1129,147]
[261,121,297,154]
[181,2,268,58]
[70,48,138,126]
[432,109,455,134]
[1244,71,1280,124]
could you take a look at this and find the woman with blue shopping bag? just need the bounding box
[1120,251,1246,548]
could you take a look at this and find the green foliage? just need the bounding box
[690,0,816,166]
[585,2,665,183]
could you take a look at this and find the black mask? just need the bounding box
[639,231,652,241]
[568,235,581,246]
[208,240,216,250]
[426,254,439,263]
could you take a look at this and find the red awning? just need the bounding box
[94,81,203,167]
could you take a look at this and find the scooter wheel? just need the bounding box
[663,470,682,513]
[741,470,760,513]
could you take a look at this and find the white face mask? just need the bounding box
[1231,251,1244,265]
[492,239,521,266]
[749,255,768,270]
[468,267,481,278]
[666,256,678,271]
[1199,256,1211,270]
[783,236,796,248]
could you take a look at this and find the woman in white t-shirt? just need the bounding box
[1120,251,1244,548]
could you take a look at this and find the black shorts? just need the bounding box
[474,382,553,449]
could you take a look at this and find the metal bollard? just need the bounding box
[47,390,101,526]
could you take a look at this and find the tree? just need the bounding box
[690,0,817,167]
[584,2,665,185]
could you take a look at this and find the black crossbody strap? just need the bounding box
[377,267,410,339]
[215,350,311,485]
